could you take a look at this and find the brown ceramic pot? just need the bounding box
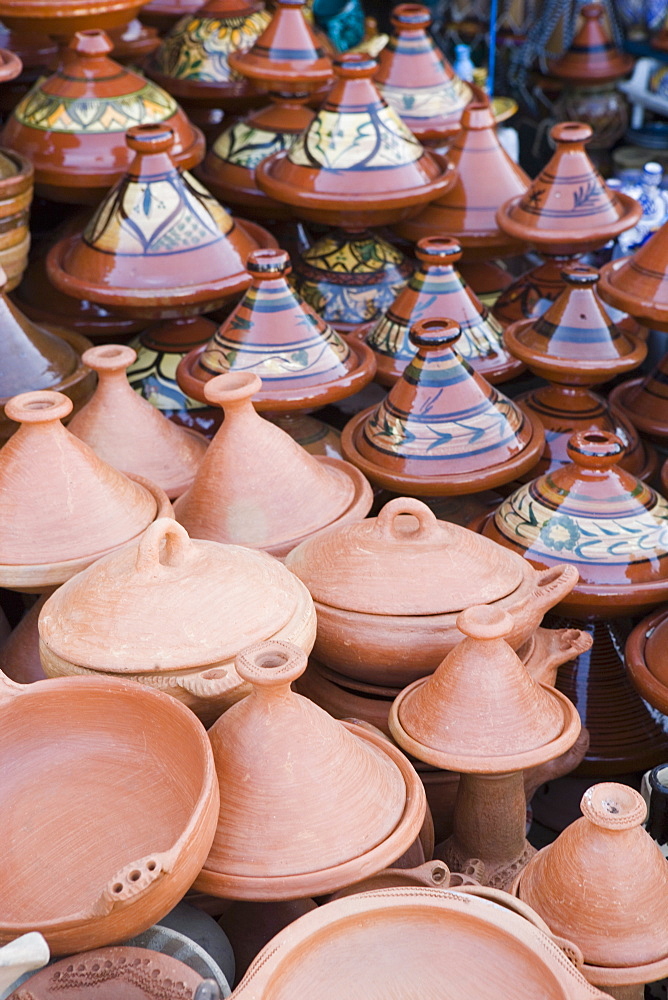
[140,0,201,32]
[1,30,204,205]
[599,218,668,334]
[608,352,668,446]
[0,25,55,120]
[625,606,668,717]
[0,0,142,35]
[0,45,20,81]
[547,3,633,85]
[108,18,160,64]
[0,147,33,291]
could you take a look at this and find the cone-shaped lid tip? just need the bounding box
[551,121,592,145]
[461,98,496,129]
[566,430,624,470]
[456,604,514,641]
[581,782,647,830]
[561,263,599,286]
[70,29,114,56]
[126,123,175,154]
[203,370,262,406]
[5,389,73,425]
[334,52,377,78]
[408,317,461,350]
[416,236,462,264]
[392,3,432,28]
[246,247,291,278]
[236,639,307,689]
[81,343,137,372]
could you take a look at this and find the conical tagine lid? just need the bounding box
[548,3,633,84]
[497,123,641,255]
[177,248,376,409]
[608,350,668,442]
[38,518,311,674]
[1,29,204,201]
[197,639,425,898]
[173,372,373,556]
[516,783,668,976]
[374,3,472,142]
[68,344,208,499]
[285,495,525,615]
[599,217,668,332]
[46,124,265,319]
[389,604,580,773]
[363,236,523,386]
[341,318,544,496]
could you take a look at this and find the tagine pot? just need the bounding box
[285,495,579,687]
[1,30,204,205]
[599,216,668,334]
[47,124,277,320]
[38,518,316,726]
[360,236,523,387]
[0,389,172,593]
[547,3,633,85]
[108,18,160,64]
[194,639,426,900]
[0,0,144,35]
[341,318,545,496]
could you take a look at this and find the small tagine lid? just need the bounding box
[599,218,668,330]
[0,390,159,567]
[342,318,544,495]
[548,3,633,84]
[389,605,580,773]
[374,3,472,140]
[516,783,668,976]
[46,124,261,315]
[201,640,424,889]
[286,496,524,615]
[39,518,311,673]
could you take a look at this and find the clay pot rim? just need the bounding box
[599,257,668,332]
[0,473,172,593]
[340,403,545,496]
[0,147,34,198]
[195,158,294,220]
[608,380,668,440]
[497,191,642,254]
[0,323,95,409]
[228,49,333,89]
[194,720,426,900]
[176,334,377,411]
[389,680,581,773]
[0,46,20,80]
[625,606,668,715]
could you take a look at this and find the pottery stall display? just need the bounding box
[0,668,219,954]
[1,30,204,204]
[514,783,668,999]
[36,517,316,724]
[174,372,372,557]
[0,147,33,291]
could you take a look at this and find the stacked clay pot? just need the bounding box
[0,147,32,289]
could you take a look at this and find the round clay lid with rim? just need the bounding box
[285,495,524,615]
[39,518,309,673]
[642,612,668,685]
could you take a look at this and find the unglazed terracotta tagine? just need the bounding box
[0,389,172,593]
[599,217,668,335]
[504,265,654,479]
[341,318,544,496]
[625,606,668,717]
[547,3,633,85]
[68,344,209,499]
[608,350,668,446]
[47,125,276,320]
[285,495,580,687]
[38,518,316,725]
[0,0,143,35]
[256,53,455,230]
[360,236,523,387]
[397,98,530,258]
[514,783,668,994]
[174,372,372,557]
[147,0,271,111]
[390,605,581,889]
[1,31,204,205]
[0,669,218,954]
[177,249,376,411]
[195,640,426,900]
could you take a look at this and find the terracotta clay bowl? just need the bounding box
[0,670,219,955]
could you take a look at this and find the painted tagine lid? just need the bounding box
[68,344,208,499]
[0,0,143,35]
[341,318,545,496]
[515,783,668,984]
[373,3,472,143]
[362,236,523,387]
[547,3,633,85]
[599,216,668,333]
[481,429,668,616]
[173,372,373,557]
[285,495,525,615]
[497,122,642,256]
[504,264,647,385]
[46,124,273,320]
[0,30,204,205]
[0,389,171,593]
[396,98,530,258]
[177,248,376,411]
[195,639,427,899]
[255,53,455,230]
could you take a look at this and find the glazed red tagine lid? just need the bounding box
[255,52,456,230]
[396,98,530,258]
[599,216,668,334]
[497,122,641,256]
[480,429,668,616]
[68,344,208,499]
[362,236,523,387]
[0,0,144,35]
[625,606,668,715]
[514,783,668,985]
[341,318,544,496]
[373,3,472,143]
[46,124,275,320]
[173,371,372,557]
[0,30,204,205]
[0,389,171,593]
[177,248,376,411]
[107,18,161,64]
[195,639,426,900]
[547,3,633,85]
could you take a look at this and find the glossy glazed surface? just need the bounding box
[547,3,633,84]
